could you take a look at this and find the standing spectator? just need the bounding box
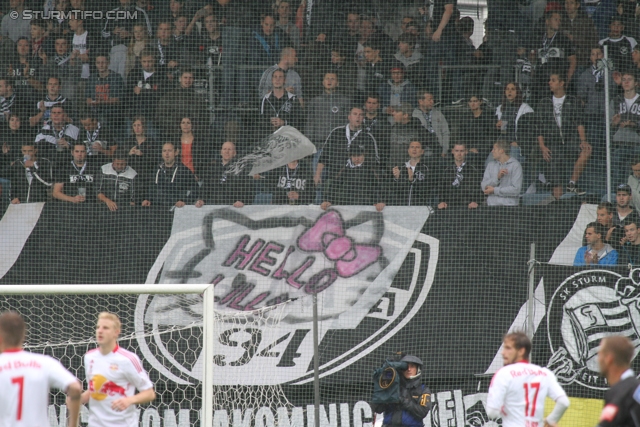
[78,110,117,161]
[362,42,389,98]
[69,15,97,91]
[431,0,456,45]
[52,141,98,204]
[0,0,30,43]
[177,116,207,178]
[300,0,336,45]
[628,157,640,210]
[412,90,450,157]
[320,145,386,211]
[141,141,198,209]
[247,14,288,88]
[363,94,391,165]
[459,94,496,161]
[481,140,523,206]
[378,67,417,112]
[315,106,380,185]
[8,142,53,204]
[34,104,79,160]
[45,36,82,103]
[268,159,314,205]
[531,10,577,105]
[305,72,351,150]
[195,141,254,208]
[29,76,70,128]
[611,71,640,187]
[120,24,152,81]
[537,73,591,199]
[327,46,358,100]
[126,50,166,136]
[0,78,30,122]
[187,13,222,102]
[102,0,153,48]
[86,55,125,134]
[615,183,635,225]
[562,0,599,72]
[96,149,140,211]
[573,222,619,265]
[436,142,482,210]
[156,68,207,142]
[154,21,183,81]
[10,37,45,95]
[393,33,425,87]
[125,116,157,183]
[258,69,303,137]
[390,140,432,206]
[621,218,640,266]
[494,82,535,164]
[258,47,303,102]
[275,1,300,49]
[599,15,637,72]
[388,103,426,168]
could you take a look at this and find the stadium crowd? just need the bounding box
[1,0,640,218]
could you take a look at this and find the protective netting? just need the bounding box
[0,0,639,426]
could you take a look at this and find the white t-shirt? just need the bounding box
[84,345,153,427]
[486,362,567,427]
[625,94,640,113]
[0,349,76,427]
[552,95,565,128]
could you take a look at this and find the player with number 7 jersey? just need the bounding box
[486,332,570,427]
[0,311,82,427]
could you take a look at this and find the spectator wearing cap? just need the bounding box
[616,183,635,225]
[389,103,428,169]
[378,67,417,114]
[412,90,450,158]
[393,34,425,87]
[574,222,619,266]
[628,157,640,211]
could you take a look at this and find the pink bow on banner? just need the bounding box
[297,210,382,278]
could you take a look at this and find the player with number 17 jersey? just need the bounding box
[486,332,570,427]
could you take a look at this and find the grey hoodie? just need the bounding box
[481,156,523,206]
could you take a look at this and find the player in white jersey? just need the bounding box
[81,312,155,427]
[486,332,570,427]
[0,311,82,427]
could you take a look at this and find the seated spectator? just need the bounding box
[172,14,188,45]
[30,19,53,61]
[258,47,303,102]
[436,142,482,210]
[78,110,117,161]
[141,141,198,209]
[126,49,167,136]
[320,145,386,212]
[393,34,425,87]
[275,1,300,49]
[628,157,640,210]
[412,90,450,157]
[45,36,82,102]
[537,72,591,198]
[599,15,637,72]
[86,55,125,133]
[0,114,30,166]
[0,78,30,122]
[8,142,54,204]
[195,141,254,208]
[156,68,207,142]
[125,116,157,183]
[390,140,432,206]
[573,222,619,266]
[315,106,380,186]
[621,218,640,267]
[258,69,302,137]
[615,183,635,225]
[29,76,71,128]
[34,105,79,160]
[388,103,426,168]
[459,94,496,160]
[96,148,140,211]
[10,37,45,95]
[584,202,624,251]
[481,140,523,206]
[121,24,152,80]
[267,159,313,205]
[52,142,98,204]
[378,67,417,113]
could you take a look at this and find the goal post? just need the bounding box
[0,284,215,427]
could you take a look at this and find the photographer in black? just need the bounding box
[372,355,432,427]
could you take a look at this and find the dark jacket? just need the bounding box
[436,160,483,207]
[324,161,386,206]
[146,162,199,207]
[459,111,497,159]
[319,125,380,178]
[268,162,314,205]
[156,87,208,139]
[536,94,584,147]
[372,376,432,427]
[258,91,303,138]
[199,160,254,205]
[390,161,432,206]
[9,156,54,203]
[95,163,140,205]
[126,67,167,118]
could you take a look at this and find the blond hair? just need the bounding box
[98,312,121,332]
